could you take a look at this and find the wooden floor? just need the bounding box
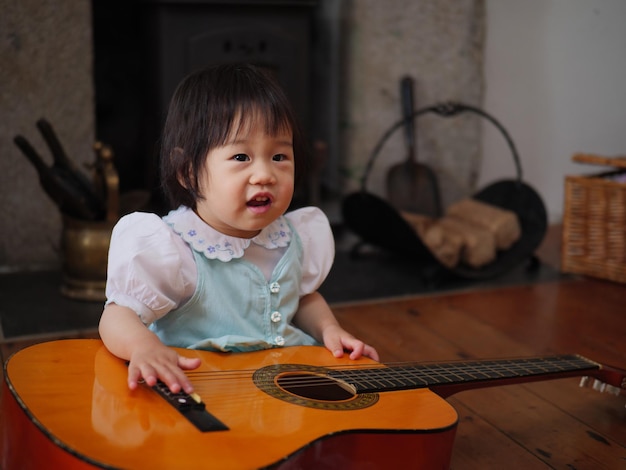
[2,227,625,468]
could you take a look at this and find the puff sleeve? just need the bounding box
[286,206,335,296]
[105,212,196,325]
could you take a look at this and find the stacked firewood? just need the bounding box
[401,199,521,269]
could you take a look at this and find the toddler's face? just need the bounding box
[194,118,295,238]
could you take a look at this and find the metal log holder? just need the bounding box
[342,102,548,280]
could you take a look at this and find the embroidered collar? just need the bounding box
[163,206,291,262]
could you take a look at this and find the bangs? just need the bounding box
[224,103,293,143]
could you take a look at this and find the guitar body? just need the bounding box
[1,340,458,470]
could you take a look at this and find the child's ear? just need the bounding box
[172,147,190,188]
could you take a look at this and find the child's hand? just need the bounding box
[127,341,201,394]
[321,324,379,362]
[98,304,201,393]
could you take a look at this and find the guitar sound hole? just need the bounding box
[276,373,356,401]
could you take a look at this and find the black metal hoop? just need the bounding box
[359,102,523,192]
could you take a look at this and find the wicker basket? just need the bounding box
[562,153,626,283]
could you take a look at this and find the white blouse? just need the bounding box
[105,206,335,325]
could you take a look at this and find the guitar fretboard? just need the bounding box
[330,355,600,394]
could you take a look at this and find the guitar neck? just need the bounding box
[330,355,601,397]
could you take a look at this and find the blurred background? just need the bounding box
[1,0,625,272]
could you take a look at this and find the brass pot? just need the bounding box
[60,141,120,302]
[61,216,114,302]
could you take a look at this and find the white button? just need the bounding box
[275,336,285,346]
[271,311,282,323]
[270,282,280,293]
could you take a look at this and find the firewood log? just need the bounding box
[445,198,521,250]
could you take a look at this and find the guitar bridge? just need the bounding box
[152,381,229,432]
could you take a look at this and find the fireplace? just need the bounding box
[92,0,339,213]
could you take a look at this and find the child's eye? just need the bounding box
[233,154,249,162]
[272,154,288,162]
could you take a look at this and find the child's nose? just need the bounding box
[249,160,277,185]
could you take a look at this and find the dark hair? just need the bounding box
[160,63,308,209]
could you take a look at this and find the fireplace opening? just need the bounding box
[92,0,340,214]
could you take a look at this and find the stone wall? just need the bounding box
[339,0,485,206]
[0,0,95,271]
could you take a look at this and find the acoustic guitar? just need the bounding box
[2,339,624,469]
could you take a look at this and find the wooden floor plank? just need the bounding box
[436,279,626,365]
[524,378,626,443]
[449,397,551,469]
[453,384,626,469]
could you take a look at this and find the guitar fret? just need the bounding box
[334,368,427,392]
[331,355,599,394]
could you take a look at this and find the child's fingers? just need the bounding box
[127,364,143,390]
[363,344,380,362]
[345,340,365,360]
[162,355,200,393]
[127,361,189,394]
[152,365,185,394]
[178,355,202,370]
[322,336,344,358]
[128,362,158,390]
[341,338,379,361]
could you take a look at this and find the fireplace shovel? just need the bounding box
[386,76,441,217]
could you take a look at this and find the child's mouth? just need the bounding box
[247,196,271,207]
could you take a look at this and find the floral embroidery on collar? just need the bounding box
[163,206,291,262]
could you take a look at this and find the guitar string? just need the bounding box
[179,372,600,410]
[183,357,593,379]
[184,359,594,385]
[180,357,595,394]
[183,356,591,381]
